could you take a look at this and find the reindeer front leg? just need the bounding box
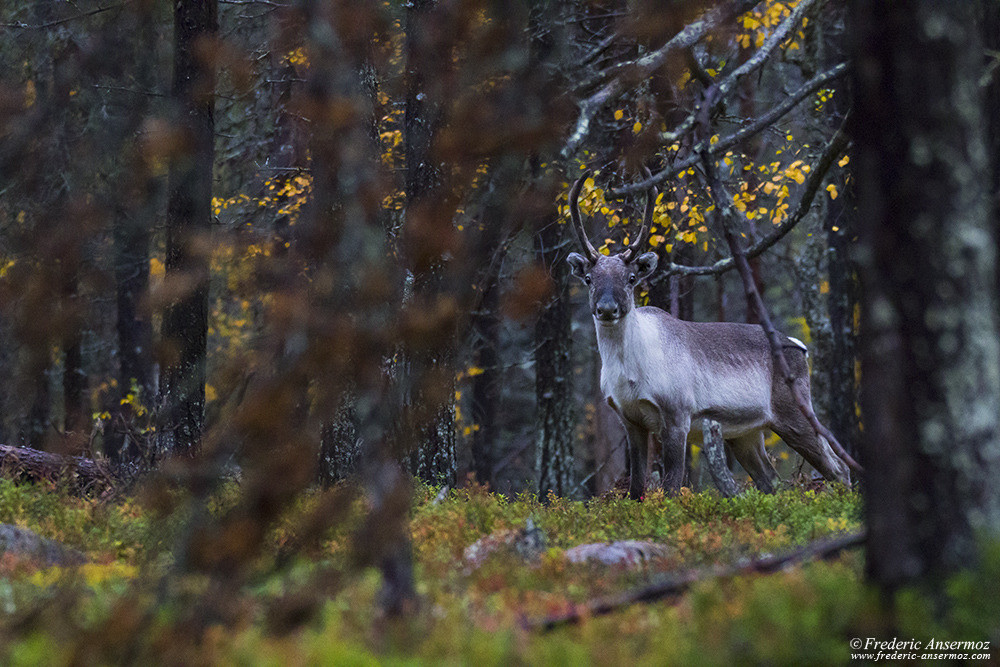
[623,421,650,500]
[659,415,691,492]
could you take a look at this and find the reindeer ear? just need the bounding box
[567,252,591,281]
[634,252,658,279]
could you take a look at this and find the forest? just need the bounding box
[0,0,998,663]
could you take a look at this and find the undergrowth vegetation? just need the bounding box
[0,478,997,664]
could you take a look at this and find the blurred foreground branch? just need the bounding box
[530,530,866,630]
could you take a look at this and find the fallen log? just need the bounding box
[528,530,866,630]
[0,444,115,495]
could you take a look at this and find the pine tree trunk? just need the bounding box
[470,262,500,488]
[110,210,153,461]
[851,0,1000,589]
[982,2,1000,297]
[535,216,575,499]
[824,190,860,456]
[401,0,457,488]
[160,0,217,456]
[319,393,361,487]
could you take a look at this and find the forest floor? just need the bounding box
[0,477,997,665]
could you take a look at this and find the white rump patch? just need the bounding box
[785,336,808,355]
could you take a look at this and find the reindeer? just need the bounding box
[565,171,852,499]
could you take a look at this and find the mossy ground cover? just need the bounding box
[0,478,997,665]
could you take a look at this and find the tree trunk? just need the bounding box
[824,189,860,457]
[24,368,50,450]
[409,403,456,487]
[851,0,1000,589]
[982,2,1000,297]
[470,248,500,488]
[319,393,361,487]
[160,0,217,456]
[61,324,86,443]
[535,215,575,499]
[817,7,860,458]
[402,0,457,488]
[110,209,154,462]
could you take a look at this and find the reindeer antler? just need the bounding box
[569,170,599,262]
[621,168,657,262]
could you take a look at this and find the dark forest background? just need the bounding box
[0,0,999,657]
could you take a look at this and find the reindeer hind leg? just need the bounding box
[726,431,778,493]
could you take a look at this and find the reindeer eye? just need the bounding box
[584,275,592,285]
[628,274,637,285]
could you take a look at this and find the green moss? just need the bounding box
[0,479,995,664]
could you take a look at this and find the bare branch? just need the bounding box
[0,2,127,29]
[612,61,848,196]
[562,0,761,159]
[663,0,822,144]
[660,122,849,278]
[530,530,866,629]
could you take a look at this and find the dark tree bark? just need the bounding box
[159,0,217,456]
[23,369,50,450]
[61,321,85,441]
[823,186,860,457]
[982,2,1000,297]
[115,224,153,397]
[535,214,575,499]
[109,209,154,462]
[470,215,502,488]
[816,7,860,458]
[318,394,361,487]
[402,0,457,488]
[528,2,575,500]
[851,0,1000,589]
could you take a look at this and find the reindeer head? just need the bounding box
[566,171,658,326]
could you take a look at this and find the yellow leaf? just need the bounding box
[614,109,624,120]
[826,183,838,200]
[632,121,642,134]
[838,155,850,167]
[466,366,484,377]
[206,384,218,402]
[24,80,36,108]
